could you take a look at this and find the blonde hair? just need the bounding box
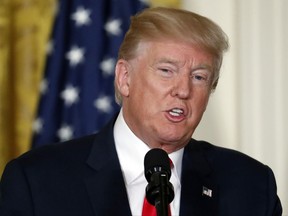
[115,7,229,104]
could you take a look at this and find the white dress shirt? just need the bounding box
[114,110,184,216]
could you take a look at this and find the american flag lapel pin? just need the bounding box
[202,186,212,197]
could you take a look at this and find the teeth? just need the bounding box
[169,108,184,116]
[172,108,183,113]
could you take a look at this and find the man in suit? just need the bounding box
[0,7,282,216]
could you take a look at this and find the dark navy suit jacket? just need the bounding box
[0,117,282,215]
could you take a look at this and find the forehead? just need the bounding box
[136,39,214,67]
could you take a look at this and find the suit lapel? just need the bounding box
[180,139,218,216]
[83,117,218,216]
[84,118,132,216]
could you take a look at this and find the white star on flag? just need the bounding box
[100,58,116,76]
[104,19,122,36]
[66,45,85,67]
[57,124,73,141]
[32,118,44,134]
[71,6,92,27]
[94,96,113,113]
[61,85,79,106]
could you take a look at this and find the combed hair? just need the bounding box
[115,7,229,104]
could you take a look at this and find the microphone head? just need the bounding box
[144,148,171,182]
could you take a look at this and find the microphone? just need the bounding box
[144,148,174,216]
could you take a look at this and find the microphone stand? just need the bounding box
[155,173,170,216]
[146,171,174,216]
[144,149,174,216]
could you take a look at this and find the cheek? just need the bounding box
[201,94,210,109]
[127,77,151,109]
[191,90,210,112]
[130,73,160,97]
[129,80,166,117]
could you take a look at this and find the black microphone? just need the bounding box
[144,148,174,216]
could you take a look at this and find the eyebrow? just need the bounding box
[192,64,213,73]
[155,58,213,73]
[159,57,180,63]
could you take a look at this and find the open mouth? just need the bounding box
[168,108,185,117]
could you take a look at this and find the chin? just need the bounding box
[159,133,187,144]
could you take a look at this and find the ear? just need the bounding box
[115,59,131,98]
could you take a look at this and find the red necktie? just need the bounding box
[142,197,172,216]
[142,197,157,216]
[142,159,173,216]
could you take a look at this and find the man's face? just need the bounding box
[116,40,214,153]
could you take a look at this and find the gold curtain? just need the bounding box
[150,0,180,8]
[0,0,56,175]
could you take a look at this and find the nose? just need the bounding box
[171,74,192,99]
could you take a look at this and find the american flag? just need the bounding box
[32,0,148,147]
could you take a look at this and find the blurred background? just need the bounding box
[0,0,287,214]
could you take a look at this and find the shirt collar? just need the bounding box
[114,109,184,185]
[169,148,184,184]
[114,110,150,185]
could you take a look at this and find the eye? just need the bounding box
[191,73,210,86]
[158,68,174,77]
[192,74,207,81]
[160,68,170,73]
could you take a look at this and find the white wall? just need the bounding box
[182,0,288,214]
